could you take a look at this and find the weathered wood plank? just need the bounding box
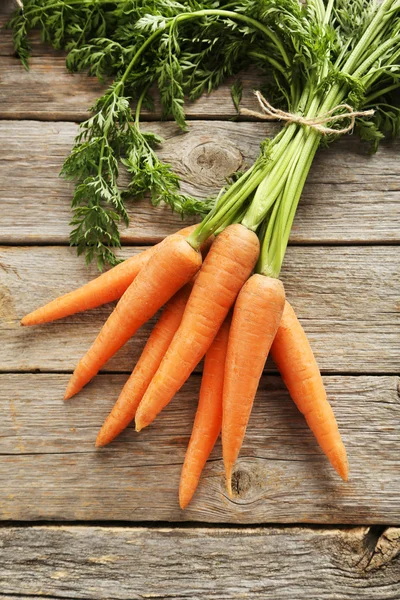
[0,0,261,120]
[0,373,399,523]
[0,119,267,243]
[0,43,261,122]
[0,0,16,26]
[1,121,399,244]
[1,245,399,374]
[0,1,262,121]
[0,525,399,599]
[0,55,263,121]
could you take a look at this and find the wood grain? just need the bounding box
[1,121,399,244]
[0,119,266,243]
[0,525,399,599]
[0,373,399,523]
[0,0,261,122]
[1,245,399,374]
[1,0,400,590]
[0,55,264,121]
[0,2,261,121]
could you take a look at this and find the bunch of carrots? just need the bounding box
[21,221,348,508]
[17,0,400,509]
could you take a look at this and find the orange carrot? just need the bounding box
[64,234,202,400]
[135,224,260,432]
[271,301,349,481]
[179,315,231,509]
[96,281,193,447]
[21,225,197,326]
[222,274,285,496]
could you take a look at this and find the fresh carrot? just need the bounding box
[64,234,202,400]
[96,281,194,447]
[135,224,260,432]
[222,274,285,496]
[271,301,349,481]
[20,225,197,326]
[179,315,231,509]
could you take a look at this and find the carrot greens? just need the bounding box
[9,0,400,269]
[186,0,400,279]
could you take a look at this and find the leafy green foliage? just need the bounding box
[61,84,130,268]
[7,0,118,69]
[358,95,400,153]
[157,22,187,128]
[61,77,212,267]
[8,0,400,269]
[230,79,243,119]
[122,129,214,215]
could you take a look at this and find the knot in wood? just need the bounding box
[231,469,252,497]
[187,139,243,186]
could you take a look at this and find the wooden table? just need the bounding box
[1,1,399,597]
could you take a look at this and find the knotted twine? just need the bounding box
[241,90,374,135]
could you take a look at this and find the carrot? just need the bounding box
[222,274,285,496]
[271,301,349,481]
[20,225,197,326]
[96,281,193,447]
[135,224,260,432]
[64,234,202,400]
[179,315,231,509]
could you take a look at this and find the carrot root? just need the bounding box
[271,301,349,481]
[135,224,260,432]
[179,315,231,509]
[64,235,202,400]
[96,282,193,447]
[222,274,285,493]
[21,225,198,327]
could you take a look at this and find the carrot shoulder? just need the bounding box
[64,234,202,400]
[222,274,285,496]
[96,281,193,447]
[135,224,260,432]
[271,301,349,481]
[20,225,197,326]
[179,315,231,509]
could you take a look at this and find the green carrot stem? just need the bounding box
[186,124,298,248]
[260,133,319,278]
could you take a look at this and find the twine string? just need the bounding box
[241,91,374,135]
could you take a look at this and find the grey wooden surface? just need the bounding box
[0,525,399,599]
[0,0,399,595]
[1,246,399,373]
[1,373,399,523]
[1,121,399,244]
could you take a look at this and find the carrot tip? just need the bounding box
[179,486,193,510]
[20,316,31,326]
[331,452,349,482]
[225,464,233,498]
[64,380,77,401]
[179,497,188,510]
[338,462,349,482]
